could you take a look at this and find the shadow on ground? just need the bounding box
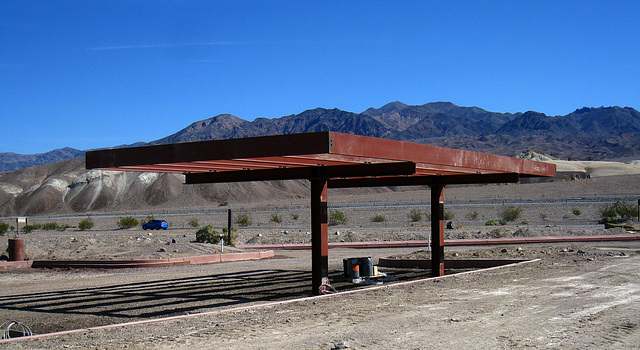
[0,267,439,334]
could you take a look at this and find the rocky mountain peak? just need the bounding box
[362,101,409,116]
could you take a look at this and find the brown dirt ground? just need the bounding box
[1,176,640,349]
[1,242,639,349]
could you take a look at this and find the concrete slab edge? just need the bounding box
[0,250,274,270]
[378,257,529,269]
[238,234,640,250]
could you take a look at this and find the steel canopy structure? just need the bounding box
[86,131,555,295]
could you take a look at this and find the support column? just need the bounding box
[310,177,329,295]
[227,209,233,244]
[430,184,445,276]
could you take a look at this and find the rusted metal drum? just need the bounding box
[8,238,25,261]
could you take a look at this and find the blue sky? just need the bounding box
[1,1,639,154]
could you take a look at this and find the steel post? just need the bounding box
[227,209,233,244]
[310,177,329,295]
[431,184,445,276]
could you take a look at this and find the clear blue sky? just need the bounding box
[1,1,638,154]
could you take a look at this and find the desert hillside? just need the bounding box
[1,153,639,217]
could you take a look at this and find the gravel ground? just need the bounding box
[1,242,639,349]
[1,176,640,348]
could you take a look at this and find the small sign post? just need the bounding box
[10,217,27,261]
[16,217,27,238]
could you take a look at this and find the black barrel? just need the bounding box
[357,257,374,277]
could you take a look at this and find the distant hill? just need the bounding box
[0,147,84,173]
[2,101,640,216]
[150,102,640,161]
[4,102,640,172]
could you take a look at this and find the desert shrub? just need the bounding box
[219,202,229,207]
[499,219,507,225]
[539,213,548,220]
[370,214,386,222]
[0,222,8,236]
[600,204,617,219]
[572,209,582,216]
[222,227,238,246]
[235,213,252,227]
[195,225,221,244]
[78,218,94,231]
[466,211,479,220]
[117,216,139,229]
[423,211,453,220]
[328,210,348,226]
[443,210,455,220]
[563,214,573,219]
[500,206,523,222]
[599,201,638,223]
[485,220,498,226]
[598,216,620,225]
[408,209,422,222]
[188,218,199,227]
[21,224,42,234]
[270,214,282,224]
[146,214,155,222]
[42,222,69,231]
[291,213,299,220]
[42,222,58,230]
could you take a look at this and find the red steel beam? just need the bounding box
[330,132,555,177]
[431,184,445,276]
[86,132,333,169]
[328,173,519,188]
[86,132,555,179]
[185,162,416,184]
[310,177,329,295]
[290,154,487,176]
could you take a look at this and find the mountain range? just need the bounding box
[1,101,639,216]
[150,102,640,161]
[0,148,85,173]
[3,101,640,173]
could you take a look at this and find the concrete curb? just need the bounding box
[238,234,640,250]
[0,250,274,270]
[378,257,529,269]
[0,260,32,269]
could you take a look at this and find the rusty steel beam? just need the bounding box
[310,177,329,295]
[86,131,555,179]
[328,173,519,188]
[431,184,445,276]
[185,162,416,184]
[330,132,555,177]
[86,132,333,169]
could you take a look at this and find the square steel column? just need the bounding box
[430,184,445,276]
[311,177,329,295]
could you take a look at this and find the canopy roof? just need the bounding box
[86,131,555,295]
[86,131,555,183]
